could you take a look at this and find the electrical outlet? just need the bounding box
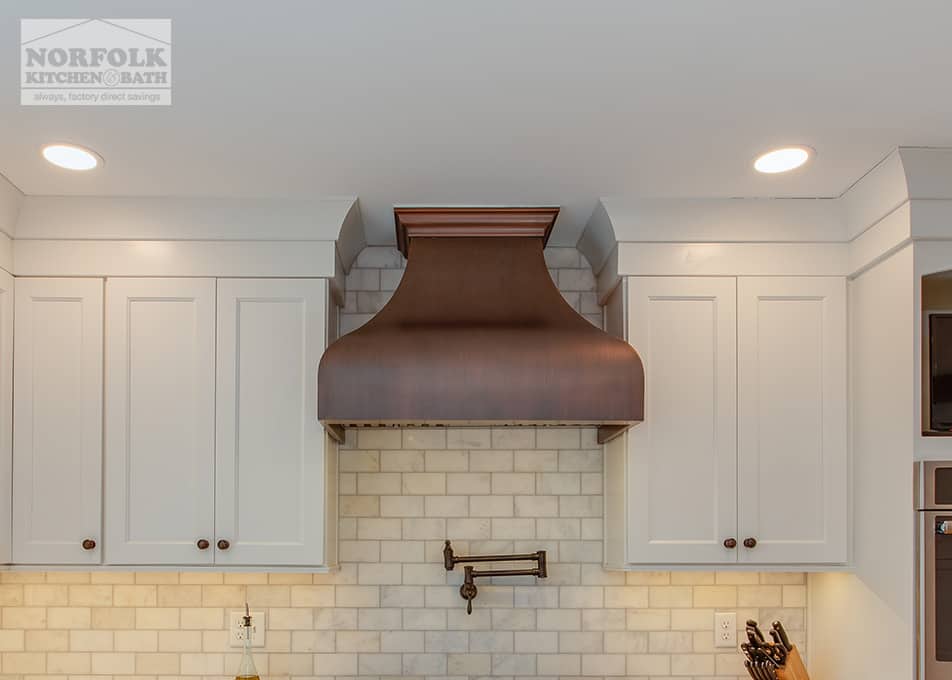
[229,610,265,648]
[714,611,737,648]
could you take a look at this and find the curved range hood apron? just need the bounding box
[318,207,644,444]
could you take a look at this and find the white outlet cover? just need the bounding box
[229,610,265,648]
[714,611,737,648]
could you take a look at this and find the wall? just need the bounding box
[808,245,916,680]
[0,247,808,680]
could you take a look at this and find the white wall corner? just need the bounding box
[0,173,23,240]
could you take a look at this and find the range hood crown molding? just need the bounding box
[318,207,644,444]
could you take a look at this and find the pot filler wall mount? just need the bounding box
[317,206,646,444]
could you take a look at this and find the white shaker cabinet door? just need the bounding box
[626,277,738,564]
[737,277,847,564]
[104,278,216,565]
[215,278,328,566]
[13,278,103,564]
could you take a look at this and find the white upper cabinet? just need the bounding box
[13,278,103,564]
[215,278,330,566]
[625,277,738,564]
[104,278,216,565]
[736,277,848,563]
[0,271,11,564]
[607,275,848,567]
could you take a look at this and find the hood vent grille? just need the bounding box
[318,207,644,444]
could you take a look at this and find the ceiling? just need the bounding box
[2,1,952,246]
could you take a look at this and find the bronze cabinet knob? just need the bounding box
[743,537,757,549]
[81,538,96,550]
[196,539,210,550]
[723,538,737,549]
[217,539,230,550]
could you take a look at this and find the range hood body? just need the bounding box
[318,208,644,444]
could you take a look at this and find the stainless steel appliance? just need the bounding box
[917,461,952,679]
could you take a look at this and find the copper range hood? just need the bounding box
[318,207,644,444]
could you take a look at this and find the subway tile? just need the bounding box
[581,652,626,676]
[24,584,69,606]
[90,651,135,674]
[670,652,715,675]
[446,517,490,540]
[335,630,378,653]
[537,472,580,495]
[335,585,380,608]
[425,450,469,471]
[2,651,46,673]
[537,428,581,449]
[313,652,358,675]
[581,608,626,631]
[514,449,558,472]
[626,652,671,675]
[538,652,581,675]
[134,608,179,630]
[558,449,601,472]
[446,428,491,449]
[46,651,90,674]
[425,495,468,517]
[403,517,447,540]
[381,585,425,608]
[447,652,491,675]
[491,428,535,449]
[2,608,47,629]
[513,495,558,517]
[491,652,536,675]
[381,630,425,653]
[403,651,447,675]
[380,540,425,563]
[357,517,402,540]
[290,584,335,607]
[470,450,514,473]
[402,472,447,495]
[356,428,403,449]
[358,651,402,675]
[157,630,202,652]
[491,473,534,495]
[381,450,425,472]
[470,495,514,517]
[403,428,446,450]
[358,472,402,495]
[446,471,491,494]
[340,450,380,472]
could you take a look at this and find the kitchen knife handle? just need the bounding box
[723,538,737,549]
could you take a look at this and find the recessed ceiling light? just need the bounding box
[41,143,102,171]
[753,146,813,174]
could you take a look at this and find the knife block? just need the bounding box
[777,647,810,680]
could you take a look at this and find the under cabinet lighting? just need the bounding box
[41,143,102,171]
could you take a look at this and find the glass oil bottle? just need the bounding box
[235,603,259,680]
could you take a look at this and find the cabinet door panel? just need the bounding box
[737,277,847,563]
[13,278,102,564]
[215,279,327,565]
[105,278,215,565]
[627,277,738,564]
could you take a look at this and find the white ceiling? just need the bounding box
[2,1,952,245]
